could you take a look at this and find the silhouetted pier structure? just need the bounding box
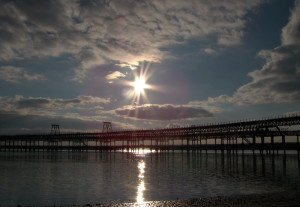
[1,115,300,153]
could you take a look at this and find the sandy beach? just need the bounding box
[46,191,300,207]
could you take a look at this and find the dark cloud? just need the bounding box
[14,0,68,31]
[17,98,51,109]
[0,95,110,114]
[0,111,102,135]
[0,95,112,134]
[115,104,213,121]
[16,97,89,109]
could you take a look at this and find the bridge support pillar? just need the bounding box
[181,136,184,151]
[271,135,274,154]
[252,136,256,154]
[235,136,238,155]
[260,136,265,155]
[200,137,202,153]
[227,137,229,152]
[215,137,217,153]
[221,137,224,153]
[282,135,286,154]
[297,135,299,154]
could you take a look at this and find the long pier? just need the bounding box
[1,114,300,153]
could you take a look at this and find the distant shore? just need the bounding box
[43,191,300,207]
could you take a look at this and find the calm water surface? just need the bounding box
[0,150,299,206]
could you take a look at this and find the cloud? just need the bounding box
[105,71,126,80]
[116,63,138,70]
[77,95,111,104]
[203,48,217,54]
[282,0,300,45]
[0,66,44,82]
[233,1,300,105]
[0,0,265,81]
[115,104,213,121]
[203,1,300,106]
[0,0,81,60]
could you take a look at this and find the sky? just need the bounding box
[1,0,300,134]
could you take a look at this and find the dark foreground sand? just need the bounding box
[44,191,300,207]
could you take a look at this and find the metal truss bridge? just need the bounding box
[1,114,300,153]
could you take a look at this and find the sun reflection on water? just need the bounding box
[137,160,146,204]
[136,150,148,206]
[120,148,151,205]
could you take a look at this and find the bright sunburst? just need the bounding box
[131,77,147,94]
[124,62,155,105]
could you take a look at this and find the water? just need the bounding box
[0,150,299,206]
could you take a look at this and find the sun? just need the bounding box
[132,77,147,94]
[123,62,157,106]
[127,74,150,105]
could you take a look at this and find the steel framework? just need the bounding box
[1,114,300,152]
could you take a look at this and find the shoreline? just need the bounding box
[41,191,300,207]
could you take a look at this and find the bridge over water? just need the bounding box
[1,114,300,153]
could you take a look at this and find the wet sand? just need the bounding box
[50,191,300,207]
